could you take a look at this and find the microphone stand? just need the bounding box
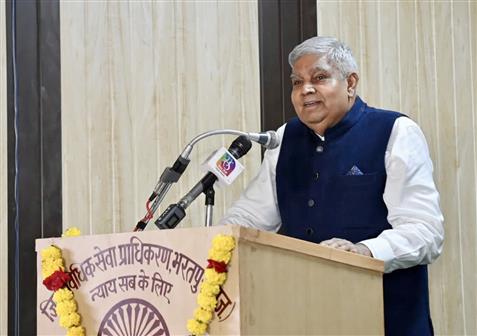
[204,186,215,227]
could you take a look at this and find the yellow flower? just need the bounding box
[204,268,227,285]
[56,300,77,316]
[199,282,220,297]
[211,235,235,251]
[208,249,232,263]
[41,245,62,259]
[187,318,207,335]
[63,227,81,237]
[41,258,64,279]
[53,288,74,304]
[186,234,235,334]
[40,244,85,333]
[41,256,61,267]
[67,326,85,336]
[193,307,213,323]
[59,312,81,328]
[197,292,217,311]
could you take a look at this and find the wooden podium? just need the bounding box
[36,225,384,335]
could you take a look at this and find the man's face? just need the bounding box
[290,54,354,135]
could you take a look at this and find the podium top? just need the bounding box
[35,224,384,273]
[230,225,384,273]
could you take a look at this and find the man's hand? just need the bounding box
[320,238,373,257]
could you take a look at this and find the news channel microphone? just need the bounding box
[155,135,252,230]
[134,128,278,231]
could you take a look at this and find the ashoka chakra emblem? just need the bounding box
[98,298,170,336]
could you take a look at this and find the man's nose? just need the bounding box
[302,84,316,95]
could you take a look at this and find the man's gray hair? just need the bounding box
[288,36,358,79]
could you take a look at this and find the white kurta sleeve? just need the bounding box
[360,117,444,273]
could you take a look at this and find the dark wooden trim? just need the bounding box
[258,0,317,132]
[7,0,62,334]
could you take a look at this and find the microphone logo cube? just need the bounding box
[201,147,244,187]
[216,152,236,176]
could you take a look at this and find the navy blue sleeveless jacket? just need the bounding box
[276,97,433,335]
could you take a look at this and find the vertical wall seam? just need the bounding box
[108,2,117,233]
[467,2,477,288]
[278,3,285,121]
[338,0,342,40]
[467,2,477,330]
[396,2,402,109]
[431,1,441,168]
[450,1,467,332]
[151,2,159,223]
[358,0,365,98]
[238,2,245,134]
[377,1,383,107]
[85,4,93,234]
[413,0,421,124]
[38,1,45,237]
[177,2,184,198]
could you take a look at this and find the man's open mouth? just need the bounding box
[304,101,319,107]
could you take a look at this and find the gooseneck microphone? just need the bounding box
[134,129,278,231]
[179,129,279,160]
[155,136,252,230]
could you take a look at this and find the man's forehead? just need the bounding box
[291,54,333,75]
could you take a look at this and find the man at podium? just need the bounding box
[220,36,444,336]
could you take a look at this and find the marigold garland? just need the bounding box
[40,227,85,336]
[186,234,236,336]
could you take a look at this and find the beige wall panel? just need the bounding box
[360,1,381,107]
[339,1,359,52]
[317,1,340,38]
[433,2,465,334]
[86,2,114,235]
[453,2,477,334]
[379,2,399,111]
[61,1,261,233]
[0,1,6,334]
[153,1,182,221]
[471,1,477,331]
[415,1,439,164]
[61,2,90,234]
[217,1,247,212]
[184,1,221,225]
[398,1,419,121]
[108,2,135,233]
[429,2,460,333]
[236,1,261,191]
[337,2,363,98]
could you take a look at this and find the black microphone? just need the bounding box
[155,136,252,230]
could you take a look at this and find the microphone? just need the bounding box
[134,128,276,231]
[179,129,279,160]
[247,130,280,149]
[155,136,252,230]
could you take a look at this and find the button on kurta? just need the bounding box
[308,199,315,207]
[315,172,319,180]
[316,145,324,153]
[306,227,314,235]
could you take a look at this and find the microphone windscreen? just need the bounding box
[228,135,252,159]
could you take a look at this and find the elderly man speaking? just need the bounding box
[220,36,444,335]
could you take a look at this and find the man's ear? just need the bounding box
[346,73,359,97]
